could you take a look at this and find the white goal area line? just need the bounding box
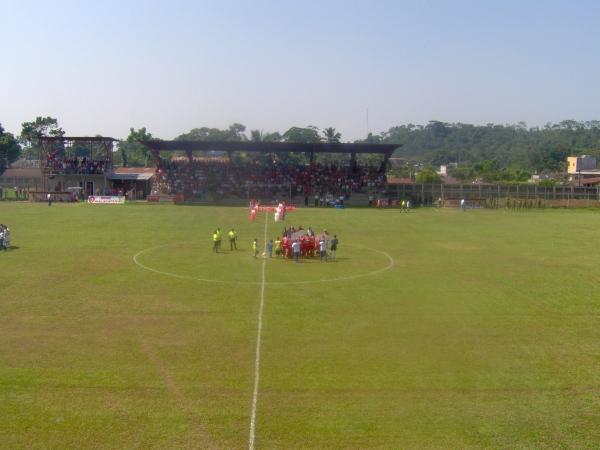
[248,211,268,450]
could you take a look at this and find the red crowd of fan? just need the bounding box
[45,151,108,175]
[155,160,386,198]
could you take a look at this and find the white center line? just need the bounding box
[248,211,269,450]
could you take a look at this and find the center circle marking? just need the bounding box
[133,243,394,286]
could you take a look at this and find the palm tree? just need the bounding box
[250,130,263,142]
[323,127,341,143]
[250,130,282,142]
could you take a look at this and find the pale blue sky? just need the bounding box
[2,0,600,140]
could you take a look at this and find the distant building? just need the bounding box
[387,176,413,185]
[388,157,408,168]
[0,166,42,190]
[437,162,457,176]
[108,167,155,199]
[566,155,600,186]
[567,155,597,174]
[580,177,600,187]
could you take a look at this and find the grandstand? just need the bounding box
[37,136,116,199]
[141,140,400,204]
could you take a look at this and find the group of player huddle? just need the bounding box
[0,224,11,252]
[254,228,339,262]
[211,225,339,262]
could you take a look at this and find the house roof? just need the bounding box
[442,175,461,185]
[0,168,42,179]
[387,176,414,185]
[580,177,600,185]
[109,167,155,181]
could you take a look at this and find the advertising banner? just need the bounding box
[87,196,125,204]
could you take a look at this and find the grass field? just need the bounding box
[0,202,599,449]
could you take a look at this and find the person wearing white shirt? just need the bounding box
[292,240,300,262]
[319,239,327,262]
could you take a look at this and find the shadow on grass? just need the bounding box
[269,256,347,263]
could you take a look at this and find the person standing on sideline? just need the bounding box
[406,200,411,212]
[330,235,338,260]
[266,240,274,258]
[47,192,52,207]
[252,238,259,258]
[460,198,466,211]
[292,240,300,262]
[314,193,319,207]
[228,228,237,250]
[319,238,328,262]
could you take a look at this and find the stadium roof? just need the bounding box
[38,136,117,142]
[140,140,400,156]
[109,167,156,181]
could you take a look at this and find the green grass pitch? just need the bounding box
[0,202,599,449]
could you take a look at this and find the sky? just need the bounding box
[2,0,600,141]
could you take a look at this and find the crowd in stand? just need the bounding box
[153,159,386,199]
[45,151,109,175]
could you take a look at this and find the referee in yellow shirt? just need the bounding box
[228,228,237,250]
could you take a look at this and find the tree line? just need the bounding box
[118,123,343,167]
[371,120,600,182]
[3,117,600,183]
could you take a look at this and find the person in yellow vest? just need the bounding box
[228,228,237,250]
[274,236,282,257]
[212,230,219,253]
[215,228,222,252]
[252,238,259,258]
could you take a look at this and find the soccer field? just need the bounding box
[0,202,599,449]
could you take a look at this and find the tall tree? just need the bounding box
[0,124,21,175]
[250,130,282,142]
[225,123,247,141]
[19,116,64,159]
[250,129,263,142]
[117,128,154,167]
[282,126,322,143]
[177,123,248,142]
[323,127,341,143]
[415,168,442,184]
